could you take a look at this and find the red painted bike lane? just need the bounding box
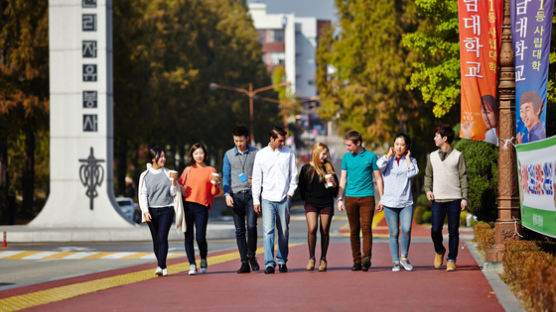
[11,240,503,312]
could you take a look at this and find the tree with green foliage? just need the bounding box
[113,0,278,195]
[272,66,299,129]
[316,0,429,146]
[316,0,449,195]
[453,137,498,222]
[402,0,460,118]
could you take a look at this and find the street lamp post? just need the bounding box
[254,95,320,130]
[209,81,291,146]
[487,0,521,262]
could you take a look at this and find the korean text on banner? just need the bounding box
[458,0,503,144]
[511,0,553,144]
[516,135,556,238]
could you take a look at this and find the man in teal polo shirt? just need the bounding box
[337,130,383,271]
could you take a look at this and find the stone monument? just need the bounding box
[30,0,131,227]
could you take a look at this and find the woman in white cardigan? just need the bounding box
[138,146,180,276]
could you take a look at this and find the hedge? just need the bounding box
[473,222,494,256]
[503,240,556,311]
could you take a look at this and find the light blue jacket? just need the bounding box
[376,155,419,208]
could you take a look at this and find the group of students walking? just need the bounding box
[138,124,468,276]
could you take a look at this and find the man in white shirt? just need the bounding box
[252,126,298,274]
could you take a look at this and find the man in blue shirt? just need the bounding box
[223,126,259,273]
[337,130,383,271]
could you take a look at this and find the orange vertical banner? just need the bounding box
[459,0,503,144]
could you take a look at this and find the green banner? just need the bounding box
[516,135,556,238]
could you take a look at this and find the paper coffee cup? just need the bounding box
[211,172,220,184]
[168,170,178,179]
[325,174,334,187]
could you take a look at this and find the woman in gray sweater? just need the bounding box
[138,146,179,276]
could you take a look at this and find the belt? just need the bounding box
[234,190,251,194]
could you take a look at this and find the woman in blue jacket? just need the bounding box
[377,133,419,272]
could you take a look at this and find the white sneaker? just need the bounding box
[155,267,162,276]
[200,259,207,273]
[162,268,168,276]
[392,263,401,272]
[188,264,197,275]
[400,259,414,271]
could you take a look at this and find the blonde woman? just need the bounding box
[298,143,338,271]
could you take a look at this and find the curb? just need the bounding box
[464,239,525,312]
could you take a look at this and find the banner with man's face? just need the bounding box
[511,0,553,144]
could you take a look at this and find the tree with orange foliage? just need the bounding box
[0,0,49,220]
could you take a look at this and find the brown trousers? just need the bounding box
[345,196,375,263]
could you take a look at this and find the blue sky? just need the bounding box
[247,0,337,22]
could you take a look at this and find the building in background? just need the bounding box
[294,18,329,99]
[249,3,296,93]
[248,3,330,135]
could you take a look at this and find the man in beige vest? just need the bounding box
[424,125,468,271]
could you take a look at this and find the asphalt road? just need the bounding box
[0,204,363,290]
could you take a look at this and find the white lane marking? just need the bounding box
[22,251,57,259]
[63,251,95,259]
[0,251,23,258]
[102,252,136,259]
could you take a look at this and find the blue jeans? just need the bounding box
[231,191,258,263]
[184,201,209,264]
[261,197,291,268]
[383,205,413,263]
[147,206,174,269]
[431,200,461,261]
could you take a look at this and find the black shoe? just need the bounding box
[237,263,251,274]
[278,264,288,273]
[264,266,275,274]
[249,257,260,271]
[351,263,362,271]
[362,257,371,272]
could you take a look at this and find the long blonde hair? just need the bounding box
[309,142,335,182]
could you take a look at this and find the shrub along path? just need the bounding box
[1,241,503,311]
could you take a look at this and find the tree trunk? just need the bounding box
[22,123,35,219]
[132,143,140,180]
[116,138,128,197]
[178,144,186,173]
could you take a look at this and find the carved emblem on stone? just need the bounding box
[79,147,105,210]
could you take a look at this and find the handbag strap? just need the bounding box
[182,166,190,185]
